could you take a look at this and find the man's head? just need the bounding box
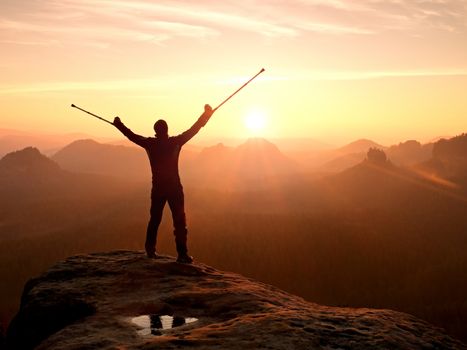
[154,119,168,138]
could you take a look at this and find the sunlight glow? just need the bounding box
[244,109,267,134]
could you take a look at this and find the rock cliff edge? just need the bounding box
[6,251,465,349]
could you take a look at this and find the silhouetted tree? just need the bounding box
[433,133,467,159]
[366,148,387,164]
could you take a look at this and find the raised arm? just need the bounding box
[113,117,148,148]
[177,104,214,145]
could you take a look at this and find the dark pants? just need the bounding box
[145,185,188,256]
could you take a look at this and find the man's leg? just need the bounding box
[146,190,166,258]
[167,187,191,262]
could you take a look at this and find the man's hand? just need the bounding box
[113,116,122,126]
[198,104,214,127]
[203,104,214,118]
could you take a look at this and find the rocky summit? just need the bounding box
[6,251,465,349]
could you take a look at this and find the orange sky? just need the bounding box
[0,0,466,145]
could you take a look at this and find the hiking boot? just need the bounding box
[147,251,162,259]
[176,254,193,264]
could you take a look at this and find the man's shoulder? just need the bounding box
[147,136,179,146]
[169,135,184,144]
[143,136,156,142]
[136,136,154,148]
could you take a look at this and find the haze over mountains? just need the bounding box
[0,147,132,243]
[0,127,442,170]
[0,129,116,158]
[52,139,151,181]
[3,134,465,216]
[1,132,466,343]
[40,133,439,185]
[418,134,467,186]
[1,134,465,231]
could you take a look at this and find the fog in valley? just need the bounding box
[1,131,466,341]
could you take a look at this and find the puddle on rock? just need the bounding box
[131,314,198,336]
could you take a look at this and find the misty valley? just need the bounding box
[1,133,466,342]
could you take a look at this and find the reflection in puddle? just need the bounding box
[132,314,198,336]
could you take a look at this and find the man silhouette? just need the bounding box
[113,104,214,263]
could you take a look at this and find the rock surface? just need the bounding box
[6,250,465,349]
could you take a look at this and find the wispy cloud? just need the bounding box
[0,1,222,49]
[295,22,375,35]
[3,0,433,51]
[0,77,208,94]
[57,0,298,38]
[1,68,466,95]
[353,0,467,33]
[1,0,465,52]
[0,0,466,79]
[0,39,60,46]
[293,0,467,35]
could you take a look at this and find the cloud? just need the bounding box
[0,1,222,49]
[352,0,467,33]
[0,39,60,46]
[1,68,467,95]
[0,0,392,51]
[295,22,375,35]
[291,0,467,35]
[63,0,298,38]
[0,0,465,49]
[0,76,208,94]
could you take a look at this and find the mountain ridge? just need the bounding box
[0,147,60,176]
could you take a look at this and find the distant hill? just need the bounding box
[316,139,386,172]
[415,133,467,187]
[52,139,151,181]
[320,145,466,211]
[433,133,467,159]
[386,140,433,166]
[194,142,235,175]
[321,152,367,172]
[234,138,298,177]
[53,139,201,182]
[427,135,453,143]
[319,139,434,172]
[328,156,405,204]
[0,130,111,157]
[0,147,60,177]
[0,147,132,240]
[0,146,129,197]
[270,137,332,152]
[336,139,385,154]
[189,138,299,189]
[52,137,299,189]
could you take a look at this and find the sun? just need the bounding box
[244,109,267,134]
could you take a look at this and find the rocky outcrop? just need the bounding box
[0,147,60,176]
[7,251,465,349]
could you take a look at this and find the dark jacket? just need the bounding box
[115,113,210,188]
